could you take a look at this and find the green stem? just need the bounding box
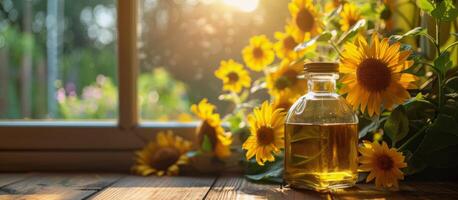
[443,41,458,53]
[399,124,428,151]
[438,73,443,108]
[231,91,241,105]
[423,34,440,54]
[435,19,444,109]
[435,19,441,55]
[330,41,343,58]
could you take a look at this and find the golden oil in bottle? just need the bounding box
[284,62,359,191]
[284,123,358,190]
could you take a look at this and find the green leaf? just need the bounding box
[434,52,453,75]
[359,116,387,139]
[404,98,436,121]
[218,93,234,101]
[201,134,213,152]
[424,145,458,168]
[441,99,458,120]
[226,113,243,133]
[413,115,458,157]
[445,76,458,93]
[430,114,458,137]
[384,105,410,145]
[408,114,458,173]
[431,0,458,22]
[250,77,266,93]
[245,156,284,183]
[295,31,334,51]
[337,19,366,45]
[389,27,427,41]
[416,0,434,13]
[325,4,343,20]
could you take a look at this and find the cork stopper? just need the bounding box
[304,62,339,73]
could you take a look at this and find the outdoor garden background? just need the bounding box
[0,0,291,121]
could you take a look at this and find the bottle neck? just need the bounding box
[307,73,338,94]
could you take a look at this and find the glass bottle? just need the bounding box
[284,62,359,191]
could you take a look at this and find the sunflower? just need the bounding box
[242,35,275,71]
[339,34,417,116]
[272,90,297,112]
[359,141,407,189]
[132,131,191,176]
[266,59,307,98]
[339,3,362,32]
[191,99,232,159]
[325,0,341,12]
[242,101,286,166]
[214,59,251,93]
[274,23,309,60]
[288,0,323,43]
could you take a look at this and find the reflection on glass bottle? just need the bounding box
[284,62,359,191]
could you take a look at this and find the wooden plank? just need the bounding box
[0,173,122,200]
[0,174,31,188]
[330,183,417,200]
[0,151,135,172]
[205,175,330,200]
[0,125,144,150]
[331,182,458,200]
[89,175,216,200]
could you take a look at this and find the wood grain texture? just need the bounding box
[89,175,216,200]
[0,173,31,188]
[205,175,331,200]
[0,151,135,172]
[0,173,457,200]
[0,173,122,200]
[330,181,458,200]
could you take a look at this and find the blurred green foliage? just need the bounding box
[55,68,191,120]
[138,68,191,121]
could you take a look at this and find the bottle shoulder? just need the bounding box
[286,94,358,124]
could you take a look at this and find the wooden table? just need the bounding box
[0,173,457,199]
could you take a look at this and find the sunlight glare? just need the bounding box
[222,0,259,12]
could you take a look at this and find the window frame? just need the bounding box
[0,0,196,171]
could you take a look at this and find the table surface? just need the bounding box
[0,173,457,200]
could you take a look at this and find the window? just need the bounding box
[0,0,144,171]
[0,0,288,170]
[0,0,118,120]
[137,0,288,121]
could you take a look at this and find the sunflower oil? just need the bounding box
[284,123,358,191]
[284,62,358,191]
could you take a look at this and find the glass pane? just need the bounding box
[0,0,117,120]
[138,0,288,121]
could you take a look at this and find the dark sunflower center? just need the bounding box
[296,9,315,32]
[274,70,298,90]
[348,18,358,28]
[253,47,264,59]
[150,147,180,171]
[198,120,217,150]
[256,126,275,145]
[356,58,391,92]
[227,72,239,83]
[377,154,394,171]
[283,36,298,51]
